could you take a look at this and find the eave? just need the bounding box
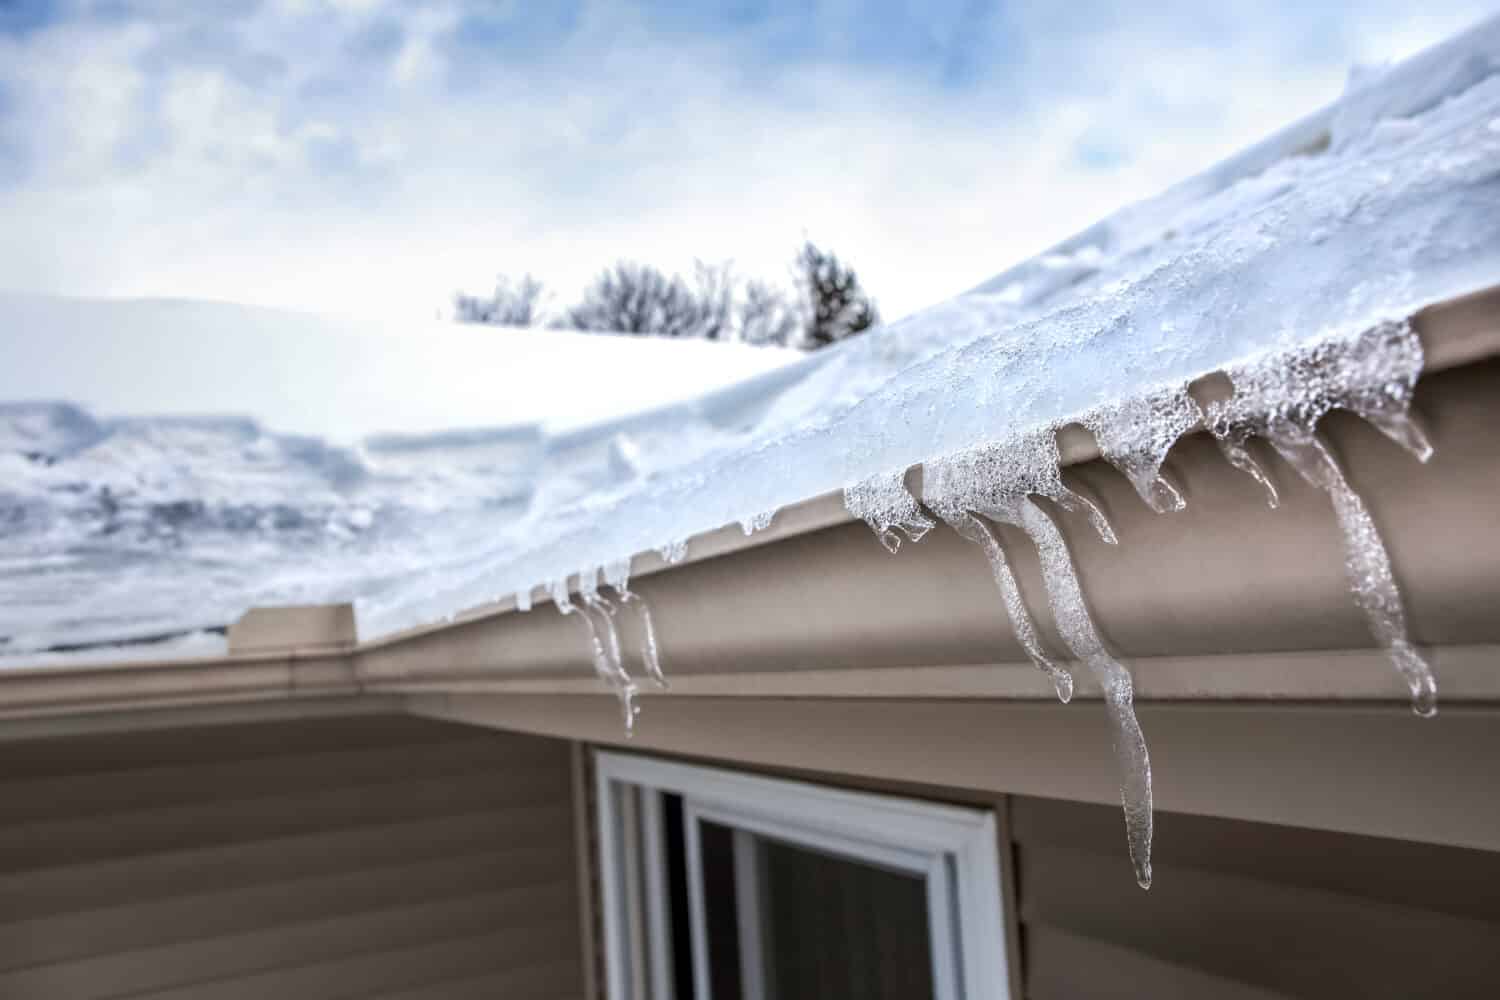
[354,285,1500,705]
[2,285,1498,727]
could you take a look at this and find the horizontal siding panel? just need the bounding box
[1017,840,1500,998]
[1024,923,1291,1000]
[0,804,566,922]
[360,959,586,999]
[0,715,471,780]
[0,846,573,972]
[131,924,580,1000]
[0,715,584,1000]
[1011,795,1500,923]
[0,732,559,825]
[0,767,567,872]
[0,890,574,999]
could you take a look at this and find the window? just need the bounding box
[595,752,1012,1000]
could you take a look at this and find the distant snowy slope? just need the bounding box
[0,295,799,441]
[0,299,799,655]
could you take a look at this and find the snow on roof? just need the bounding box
[4,14,1500,660]
[0,301,796,656]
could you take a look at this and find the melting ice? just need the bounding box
[844,313,1443,887]
[1207,320,1437,716]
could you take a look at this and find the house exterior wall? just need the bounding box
[1007,795,1500,999]
[0,714,588,999]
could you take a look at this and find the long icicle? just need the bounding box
[995,497,1154,890]
[849,465,1074,700]
[616,589,667,689]
[579,568,625,674]
[603,558,669,690]
[1268,431,1437,716]
[943,510,1073,703]
[1208,319,1436,715]
[924,431,1150,887]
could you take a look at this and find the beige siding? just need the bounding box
[1011,796,1500,999]
[0,714,585,999]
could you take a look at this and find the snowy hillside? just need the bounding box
[0,306,797,657]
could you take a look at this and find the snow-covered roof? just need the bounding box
[0,303,797,656]
[4,14,1500,662]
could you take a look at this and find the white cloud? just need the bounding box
[0,0,1492,326]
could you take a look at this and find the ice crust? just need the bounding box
[843,470,935,553]
[1082,385,1202,513]
[738,510,777,536]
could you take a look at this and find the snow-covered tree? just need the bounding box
[452,243,879,350]
[559,261,733,339]
[453,274,547,326]
[796,240,879,349]
[738,277,803,346]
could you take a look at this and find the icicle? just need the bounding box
[843,470,936,553]
[1006,498,1154,889]
[548,578,575,614]
[554,575,640,732]
[739,509,776,535]
[615,587,667,690]
[578,567,626,679]
[658,539,689,564]
[1207,319,1436,716]
[920,448,1075,700]
[515,587,533,612]
[944,508,1073,703]
[925,430,1152,887]
[966,425,1123,546]
[1214,434,1282,508]
[1268,434,1437,716]
[1081,384,1202,513]
[603,557,669,690]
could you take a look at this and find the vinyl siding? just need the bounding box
[0,714,584,999]
[1011,795,1500,999]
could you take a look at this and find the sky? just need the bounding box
[0,0,1493,328]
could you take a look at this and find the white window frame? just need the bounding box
[595,751,1012,1000]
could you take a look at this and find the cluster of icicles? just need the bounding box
[526,542,690,733]
[517,319,1432,888]
[519,516,773,733]
[845,319,1436,890]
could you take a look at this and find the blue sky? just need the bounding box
[0,0,1492,322]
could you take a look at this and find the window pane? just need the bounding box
[662,793,697,998]
[694,822,937,999]
[758,838,935,1000]
[698,821,745,998]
